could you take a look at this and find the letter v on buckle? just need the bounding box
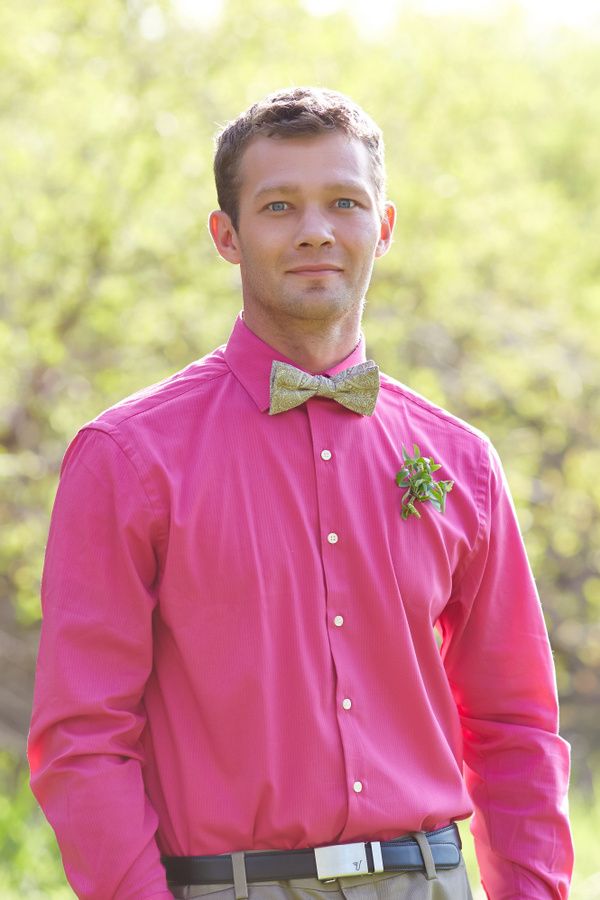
[315,841,384,880]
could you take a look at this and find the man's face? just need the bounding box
[210,131,394,331]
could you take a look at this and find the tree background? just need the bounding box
[1,0,599,895]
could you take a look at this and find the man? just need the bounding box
[28,87,573,899]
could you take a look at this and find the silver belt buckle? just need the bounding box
[315,841,384,880]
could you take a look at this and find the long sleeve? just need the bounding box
[438,442,573,899]
[27,428,172,899]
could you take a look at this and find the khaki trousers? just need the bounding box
[170,856,473,899]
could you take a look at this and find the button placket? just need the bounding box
[306,403,366,818]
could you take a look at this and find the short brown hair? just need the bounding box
[213,87,386,229]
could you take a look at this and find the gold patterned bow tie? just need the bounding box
[269,359,380,416]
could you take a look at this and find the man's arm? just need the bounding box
[438,441,573,900]
[28,428,172,899]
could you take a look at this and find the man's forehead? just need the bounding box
[237,132,374,193]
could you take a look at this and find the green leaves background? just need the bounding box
[1,0,600,891]
[3,0,600,779]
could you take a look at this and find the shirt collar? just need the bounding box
[223,313,368,413]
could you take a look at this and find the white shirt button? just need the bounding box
[327,532,338,544]
[321,449,332,461]
[353,781,363,793]
[334,615,344,627]
[342,698,352,710]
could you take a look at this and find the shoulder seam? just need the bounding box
[449,437,491,598]
[78,427,163,524]
[379,379,488,444]
[89,367,230,429]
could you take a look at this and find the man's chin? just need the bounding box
[281,290,358,318]
[289,304,355,323]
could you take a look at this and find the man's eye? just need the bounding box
[267,201,288,212]
[336,199,356,209]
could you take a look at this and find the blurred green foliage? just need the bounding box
[2,0,600,891]
[0,752,73,898]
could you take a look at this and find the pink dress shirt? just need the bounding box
[28,315,573,899]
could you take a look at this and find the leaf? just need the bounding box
[397,444,453,521]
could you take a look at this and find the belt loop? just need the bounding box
[231,851,249,899]
[412,832,438,881]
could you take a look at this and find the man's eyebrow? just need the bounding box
[253,183,300,200]
[252,181,372,200]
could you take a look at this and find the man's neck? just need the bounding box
[241,310,362,373]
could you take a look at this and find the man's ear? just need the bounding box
[375,202,396,259]
[208,210,241,264]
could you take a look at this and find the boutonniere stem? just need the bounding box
[396,444,454,520]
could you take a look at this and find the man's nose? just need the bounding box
[294,208,335,248]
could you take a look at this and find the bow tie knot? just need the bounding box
[269,360,380,416]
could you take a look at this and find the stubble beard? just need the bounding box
[243,264,371,328]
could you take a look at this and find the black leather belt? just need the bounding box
[163,823,461,885]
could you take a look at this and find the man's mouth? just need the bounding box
[286,265,343,275]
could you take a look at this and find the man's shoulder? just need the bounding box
[84,345,229,434]
[378,371,489,448]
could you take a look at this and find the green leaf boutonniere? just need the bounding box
[395,444,454,520]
